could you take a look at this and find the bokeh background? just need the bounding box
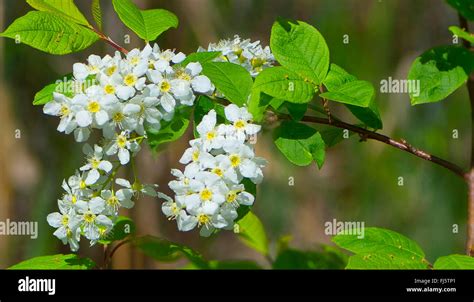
[0,0,470,268]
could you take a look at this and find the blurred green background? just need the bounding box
[0,0,470,268]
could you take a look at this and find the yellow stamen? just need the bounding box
[124,74,137,86]
[200,188,213,201]
[87,101,100,113]
[229,154,241,167]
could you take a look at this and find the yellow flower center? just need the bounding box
[212,168,223,177]
[197,214,210,226]
[130,56,140,65]
[160,80,171,92]
[107,195,119,206]
[113,112,124,123]
[192,150,200,162]
[117,134,127,148]
[87,101,100,113]
[71,195,77,204]
[89,157,100,169]
[105,65,117,76]
[251,57,266,68]
[226,191,237,203]
[104,84,115,94]
[124,74,137,86]
[88,65,99,73]
[176,69,191,81]
[229,154,241,167]
[206,130,216,141]
[79,180,87,189]
[60,105,70,117]
[83,212,96,223]
[234,119,246,129]
[200,188,213,201]
[61,215,69,226]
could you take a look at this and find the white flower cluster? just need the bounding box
[45,44,213,251]
[44,44,213,143]
[199,35,275,77]
[47,144,158,251]
[161,104,267,236]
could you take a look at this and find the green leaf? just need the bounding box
[270,19,329,85]
[273,247,348,269]
[323,64,382,129]
[8,254,95,270]
[179,51,221,67]
[332,227,429,269]
[236,211,269,256]
[447,0,474,21]
[112,0,178,41]
[408,45,474,105]
[26,0,90,26]
[33,74,74,105]
[133,235,208,268]
[99,216,136,245]
[0,11,99,55]
[91,0,103,31]
[201,62,253,106]
[253,66,316,104]
[146,107,191,151]
[449,25,474,44]
[434,254,474,269]
[273,121,325,168]
[320,80,375,107]
[248,91,274,122]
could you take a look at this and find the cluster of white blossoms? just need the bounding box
[45,44,213,251]
[199,35,275,77]
[161,104,267,236]
[44,43,213,143]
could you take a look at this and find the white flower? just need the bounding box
[115,178,158,197]
[74,86,116,128]
[224,142,266,184]
[195,110,226,151]
[73,54,104,81]
[101,189,134,215]
[151,46,186,73]
[43,93,80,135]
[200,154,238,184]
[113,62,147,100]
[105,131,140,165]
[76,197,113,241]
[47,207,82,251]
[80,144,113,184]
[123,95,162,135]
[224,104,261,142]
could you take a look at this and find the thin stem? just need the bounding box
[277,113,466,179]
[90,27,129,55]
[106,239,132,267]
[458,14,474,256]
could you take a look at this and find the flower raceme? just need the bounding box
[45,38,271,250]
[162,104,267,237]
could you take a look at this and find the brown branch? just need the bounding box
[90,27,129,55]
[459,14,474,256]
[278,113,466,179]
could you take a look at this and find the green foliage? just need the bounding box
[91,0,103,31]
[236,211,269,256]
[8,254,95,269]
[332,227,429,269]
[99,216,136,245]
[270,19,329,85]
[253,66,316,105]
[449,25,474,44]
[201,62,253,106]
[323,64,382,129]
[273,247,348,269]
[0,11,99,55]
[446,0,474,20]
[408,45,474,105]
[179,51,221,66]
[433,254,474,269]
[207,260,262,269]
[33,74,74,105]
[133,235,208,268]
[248,91,274,122]
[146,107,191,151]
[112,0,178,42]
[26,0,91,26]
[273,121,325,168]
